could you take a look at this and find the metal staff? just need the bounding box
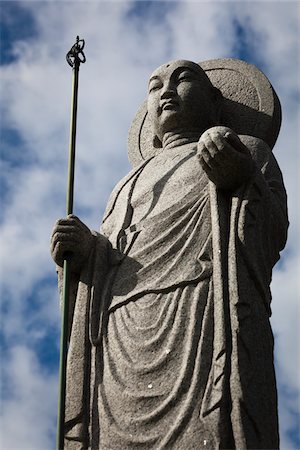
[57,36,86,450]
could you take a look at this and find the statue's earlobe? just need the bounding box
[213,87,223,124]
[213,87,222,101]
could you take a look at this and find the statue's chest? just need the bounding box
[131,149,207,222]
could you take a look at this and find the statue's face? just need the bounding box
[147,60,218,142]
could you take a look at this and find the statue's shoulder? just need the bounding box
[238,134,286,207]
[102,158,153,223]
[239,133,284,181]
[239,134,273,169]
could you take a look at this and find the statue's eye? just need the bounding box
[149,80,162,93]
[177,71,194,83]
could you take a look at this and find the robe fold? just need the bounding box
[59,135,288,450]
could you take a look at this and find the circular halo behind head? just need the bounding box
[128,58,281,167]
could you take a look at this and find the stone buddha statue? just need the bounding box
[51,59,288,449]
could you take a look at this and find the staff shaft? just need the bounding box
[66,65,79,215]
[57,37,83,449]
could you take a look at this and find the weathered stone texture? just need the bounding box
[51,58,288,449]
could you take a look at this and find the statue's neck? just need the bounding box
[162,131,202,151]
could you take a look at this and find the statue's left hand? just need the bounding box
[197,126,255,190]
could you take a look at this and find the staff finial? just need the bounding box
[66,35,86,68]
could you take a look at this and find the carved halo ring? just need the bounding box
[127,58,281,167]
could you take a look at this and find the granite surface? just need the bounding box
[51,59,288,449]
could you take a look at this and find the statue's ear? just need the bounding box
[153,135,162,148]
[213,86,222,101]
[212,87,223,124]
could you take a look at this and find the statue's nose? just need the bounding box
[161,81,176,99]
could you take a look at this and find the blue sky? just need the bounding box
[1,1,299,449]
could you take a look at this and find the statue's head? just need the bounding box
[147,60,222,145]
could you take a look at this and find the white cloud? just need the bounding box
[1,1,299,449]
[1,346,57,450]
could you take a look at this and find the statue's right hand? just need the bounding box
[50,214,93,273]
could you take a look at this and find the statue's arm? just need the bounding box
[197,126,288,257]
[240,136,288,259]
[198,126,256,191]
[51,216,112,338]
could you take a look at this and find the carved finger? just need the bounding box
[201,146,220,169]
[52,224,78,235]
[198,154,212,174]
[210,131,241,161]
[52,230,81,243]
[54,215,82,228]
[51,232,81,254]
[51,227,78,250]
[220,132,250,159]
[201,133,218,151]
[225,132,248,154]
[198,134,219,156]
[51,241,67,261]
[207,131,228,151]
[197,140,206,155]
[204,133,224,157]
[212,135,238,162]
[53,239,78,256]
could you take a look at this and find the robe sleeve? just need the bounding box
[56,231,112,447]
[223,136,288,449]
[56,231,113,341]
[235,135,289,313]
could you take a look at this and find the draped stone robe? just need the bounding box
[60,135,288,450]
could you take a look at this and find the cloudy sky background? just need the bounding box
[1,1,299,449]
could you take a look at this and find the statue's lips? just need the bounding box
[161,101,179,111]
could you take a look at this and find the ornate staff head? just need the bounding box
[66,36,86,68]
